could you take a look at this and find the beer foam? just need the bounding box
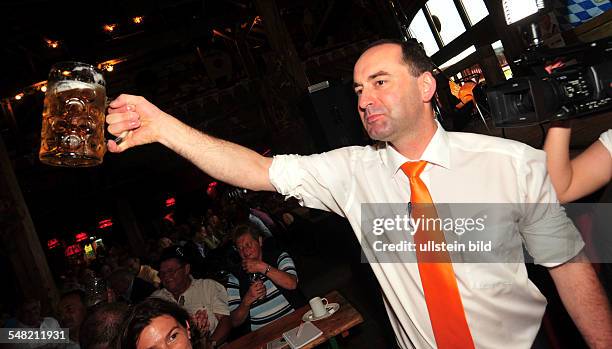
[54,80,100,92]
[73,66,105,84]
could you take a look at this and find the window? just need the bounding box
[491,40,513,79]
[460,0,489,25]
[426,0,466,45]
[439,46,476,69]
[409,9,440,56]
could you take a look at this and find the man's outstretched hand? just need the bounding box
[106,94,168,152]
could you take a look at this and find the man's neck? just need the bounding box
[170,278,192,300]
[391,118,438,159]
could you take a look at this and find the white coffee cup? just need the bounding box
[309,296,329,318]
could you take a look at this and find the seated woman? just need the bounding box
[120,298,194,349]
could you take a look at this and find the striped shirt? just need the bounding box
[227,252,297,331]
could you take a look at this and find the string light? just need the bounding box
[44,38,60,49]
[103,24,117,33]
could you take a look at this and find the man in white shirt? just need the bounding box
[151,246,231,347]
[105,39,611,348]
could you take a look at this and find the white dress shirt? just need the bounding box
[152,277,230,333]
[269,122,583,349]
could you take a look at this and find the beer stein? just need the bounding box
[39,61,106,167]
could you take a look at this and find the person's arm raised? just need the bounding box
[544,124,611,203]
[106,94,274,191]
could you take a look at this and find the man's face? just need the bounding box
[126,258,140,275]
[235,233,262,261]
[194,226,207,243]
[159,259,190,295]
[353,43,427,143]
[58,294,86,331]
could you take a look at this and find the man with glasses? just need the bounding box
[151,246,231,348]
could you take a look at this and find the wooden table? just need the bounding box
[224,290,364,349]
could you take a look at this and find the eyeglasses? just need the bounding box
[159,265,184,278]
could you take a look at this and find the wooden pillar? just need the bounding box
[115,197,147,258]
[0,134,58,312]
[477,45,506,86]
[254,0,310,90]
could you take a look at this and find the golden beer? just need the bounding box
[39,62,106,167]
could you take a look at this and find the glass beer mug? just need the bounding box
[39,61,106,167]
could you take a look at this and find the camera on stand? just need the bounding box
[485,0,612,128]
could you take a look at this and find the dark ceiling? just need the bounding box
[0,0,398,242]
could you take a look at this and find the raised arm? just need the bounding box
[543,124,611,203]
[106,94,275,191]
[549,251,612,348]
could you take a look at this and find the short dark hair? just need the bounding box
[364,38,435,77]
[232,223,263,243]
[120,297,191,348]
[80,302,129,349]
[158,245,189,267]
[59,289,87,305]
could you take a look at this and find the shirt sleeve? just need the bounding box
[517,146,585,267]
[598,129,612,155]
[269,149,357,215]
[206,280,230,316]
[277,252,297,277]
[226,274,242,312]
[150,289,171,301]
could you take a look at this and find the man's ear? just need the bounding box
[420,71,437,102]
[184,263,191,275]
[258,236,263,246]
[186,321,191,339]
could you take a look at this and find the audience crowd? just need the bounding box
[1,189,309,349]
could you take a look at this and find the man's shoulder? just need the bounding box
[151,288,171,299]
[191,278,225,291]
[447,131,540,158]
[275,144,382,164]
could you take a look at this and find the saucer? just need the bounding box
[302,303,340,322]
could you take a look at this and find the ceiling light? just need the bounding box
[15,93,24,100]
[44,38,60,48]
[103,24,117,32]
[133,16,144,24]
[40,85,47,92]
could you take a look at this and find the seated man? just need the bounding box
[227,224,305,333]
[151,246,231,348]
[57,289,87,347]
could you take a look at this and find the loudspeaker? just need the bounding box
[304,80,369,152]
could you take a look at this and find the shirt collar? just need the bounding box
[384,119,451,177]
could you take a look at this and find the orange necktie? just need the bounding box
[401,161,474,349]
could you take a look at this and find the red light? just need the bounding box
[98,218,113,229]
[65,244,83,256]
[75,232,88,242]
[47,239,60,249]
[163,212,175,224]
[207,182,218,197]
[165,197,176,207]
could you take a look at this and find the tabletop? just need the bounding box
[224,290,364,349]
